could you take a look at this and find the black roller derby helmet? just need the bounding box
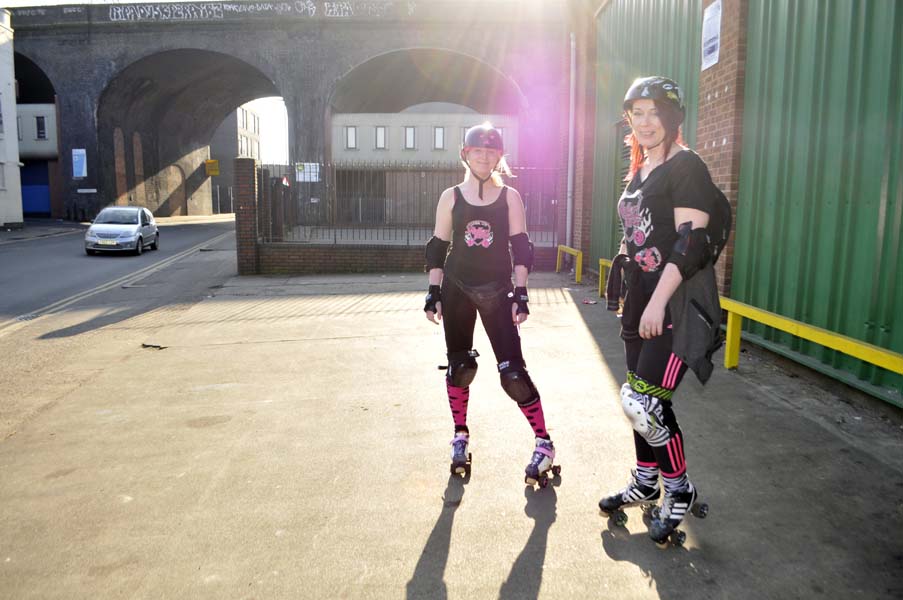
[462,123,504,153]
[623,76,685,124]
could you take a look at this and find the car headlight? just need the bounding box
[86,229,97,239]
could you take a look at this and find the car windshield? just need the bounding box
[94,210,139,225]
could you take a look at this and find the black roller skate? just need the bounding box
[648,483,709,547]
[598,470,661,526]
[449,433,471,476]
[524,437,560,488]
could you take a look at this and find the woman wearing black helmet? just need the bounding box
[599,77,719,544]
[423,122,558,488]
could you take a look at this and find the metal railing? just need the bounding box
[256,161,561,247]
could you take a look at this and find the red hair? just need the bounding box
[624,101,685,181]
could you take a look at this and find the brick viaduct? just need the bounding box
[11,1,569,219]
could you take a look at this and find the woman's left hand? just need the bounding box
[512,302,529,325]
[639,301,665,339]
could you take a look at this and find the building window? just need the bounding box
[375,126,386,149]
[0,163,5,190]
[36,116,47,140]
[433,127,445,150]
[17,116,22,141]
[404,126,416,150]
[345,126,357,150]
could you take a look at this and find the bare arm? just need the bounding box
[428,188,455,286]
[508,188,528,288]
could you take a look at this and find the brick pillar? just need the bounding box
[234,158,259,275]
[696,0,747,296]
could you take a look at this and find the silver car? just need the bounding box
[85,206,159,255]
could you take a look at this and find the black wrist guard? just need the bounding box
[510,286,529,315]
[424,285,441,313]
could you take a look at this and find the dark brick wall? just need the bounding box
[234,158,258,275]
[244,242,558,277]
[697,0,748,296]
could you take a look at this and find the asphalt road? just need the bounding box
[0,220,235,322]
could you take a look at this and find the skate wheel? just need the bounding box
[464,464,472,476]
[613,510,628,527]
[650,506,661,520]
[551,465,561,477]
[670,530,686,546]
[641,503,656,516]
[692,502,709,519]
[539,476,549,489]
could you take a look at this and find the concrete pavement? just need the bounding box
[1,268,902,599]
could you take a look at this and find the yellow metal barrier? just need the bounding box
[720,297,903,375]
[555,245,583,284]
[598,258,612,297]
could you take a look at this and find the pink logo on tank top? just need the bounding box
[464,220,493,248]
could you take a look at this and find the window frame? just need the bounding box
[375,125,387,150]
[345,125,358,150]
[404,126,416,150]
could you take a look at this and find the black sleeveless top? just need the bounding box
[444,185,513,286]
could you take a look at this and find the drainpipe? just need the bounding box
[566,31,576,248]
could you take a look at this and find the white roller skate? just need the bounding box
[449,433,471,476]
[598,470,661,526]
[524,437,560,488]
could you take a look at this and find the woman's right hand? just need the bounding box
[426,302,442,324]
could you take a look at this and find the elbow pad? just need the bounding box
[425,236,451,271]
[666,222,712,280]
[509,232,535,272]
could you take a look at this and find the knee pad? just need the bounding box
[619,382,670,447]
[499,362,539,406]
[447,350,479,387]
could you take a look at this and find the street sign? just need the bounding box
[205,159,220,176]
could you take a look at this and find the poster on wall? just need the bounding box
[702,0,722,71]
[72,148,87,178]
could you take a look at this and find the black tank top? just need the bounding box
[444,185,513,286]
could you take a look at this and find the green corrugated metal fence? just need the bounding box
[733,0,903,403]
[591,0,702,267]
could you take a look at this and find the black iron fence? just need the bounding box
[256,162,561,247]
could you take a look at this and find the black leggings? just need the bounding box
[623,297,690,479]
[441,276,524,368]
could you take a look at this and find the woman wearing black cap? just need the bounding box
[423,122,558,488]
[599,77,721,544]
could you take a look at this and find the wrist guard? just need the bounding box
[509,286,529,315]
[424,285,441,313]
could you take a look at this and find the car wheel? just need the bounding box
[150,233,159,251]
[135,237,143,256]
[85,248,95,256]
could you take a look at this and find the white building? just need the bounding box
[0,9,23,228]
[331,103,518,164]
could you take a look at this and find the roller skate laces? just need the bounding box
[449,433,471,475]
[524,437,560,488]
[649,483,709,547]
[599,470,660,526]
